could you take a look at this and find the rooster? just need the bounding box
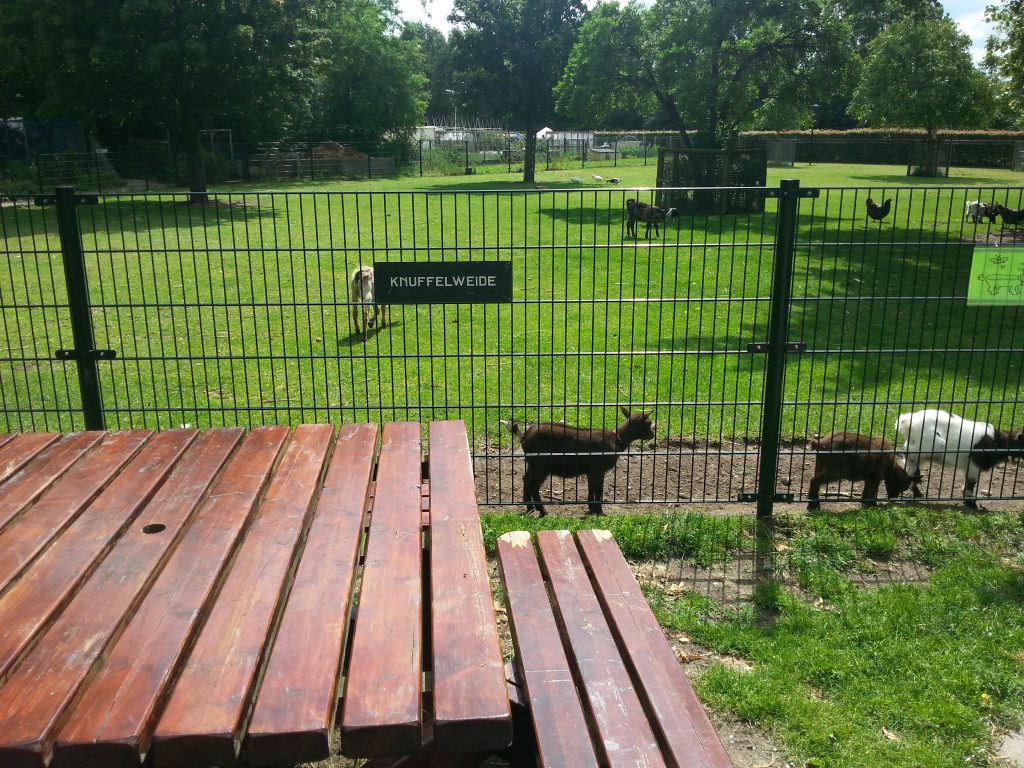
[866,197,892,222]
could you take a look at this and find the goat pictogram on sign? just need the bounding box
[968,247,1024,305]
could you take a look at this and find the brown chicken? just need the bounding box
[866,197,892,221]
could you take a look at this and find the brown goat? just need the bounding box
[807,432,917,511]
[501,406,655,517]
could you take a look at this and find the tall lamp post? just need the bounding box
[444,89,458,133]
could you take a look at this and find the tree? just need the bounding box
[306,1,427,147]
[850,15,993,172]
[448,0,587,182]
[985,0,1024,125]
[555,0,851,148]
[0,0,331,196]
[401,22,458,123]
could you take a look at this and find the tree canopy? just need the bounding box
[985,0,1024,125]
[448,0,586,181]
[850,15,992,140]
[555,0,851,148]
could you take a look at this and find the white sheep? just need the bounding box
[895,408,1024,508]
[349,266,388,341]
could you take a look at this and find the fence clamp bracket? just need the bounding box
[747,341,807,353]
[55,348,117,361]
[33,194,99,207]
[738,492,794,503]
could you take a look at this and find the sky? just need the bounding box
[394,0,995,63]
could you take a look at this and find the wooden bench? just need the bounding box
[497,529,735,768]
[0,421,511,768]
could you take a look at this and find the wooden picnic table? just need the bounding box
[0,421,511,768]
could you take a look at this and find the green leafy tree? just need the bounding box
[851,15,993,155]
[401,22,458,123]
[985,0,1024,125]
[448,0,586,182]
[555,0,851,148]
[0,0,331,195]
[307,1,427,147]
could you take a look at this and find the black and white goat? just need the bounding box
[349,265,388,341]
[626,199,677,239]
[806,432,917,511]
[965,200,999,224]
[501,406,655,516]
[895,409,1024,509]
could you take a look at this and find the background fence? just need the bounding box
[2,183,1023,516]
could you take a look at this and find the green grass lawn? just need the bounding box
[1,162,1022,443]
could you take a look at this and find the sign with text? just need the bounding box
[968,246,1024,306]
[373,261,512,304]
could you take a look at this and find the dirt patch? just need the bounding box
[473,435,1024,516]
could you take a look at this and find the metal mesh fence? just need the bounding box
[1,184,1022,515]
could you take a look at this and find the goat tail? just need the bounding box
[894,413,912,441]
[499,419,523,439]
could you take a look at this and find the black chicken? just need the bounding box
[866,197,892,222]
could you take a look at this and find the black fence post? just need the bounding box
[754,179,803,521]
[52,186,108,430]
[419,139,424,177]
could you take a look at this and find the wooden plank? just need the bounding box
[495,532,599,768]
[0,430,203,684]
[428,421,511,750]
[147,424,332,768]
[245,423,378,766]
[576,530,734,768]
[0,429,199,768]
[0,432,105,534]
[0,430,156,592]
[536,529,667,768]
[340,422,424,757]
[49,427,285,768]
[0,433,59,486]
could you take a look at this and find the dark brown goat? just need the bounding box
[501,406,655,517]
[626,199,677,239]
[807,432,917,511]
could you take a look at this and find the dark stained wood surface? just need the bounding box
[495,532,600,768]
[0,432,105,534]
[0,433,59,486]
[146,424,296,768]
[0,422,511,768]
[0,429,198,768]
[50,428,246,768]
[576,530,734,768]
[536,530,667,768]
[0,430,156,592]
[245,423,378,766]
[428,421,511,749]
[340,422,425,757]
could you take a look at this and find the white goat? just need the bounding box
[895,408,1024,508]
[349,266,387,341]
[965,200,998,224]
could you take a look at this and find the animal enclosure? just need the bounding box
[1,183,1023,513]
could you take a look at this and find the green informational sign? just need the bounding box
[968,246,1024,306]
[373,261,512,304]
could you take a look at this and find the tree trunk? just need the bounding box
[523,129,537,184]
[183,125,208,201]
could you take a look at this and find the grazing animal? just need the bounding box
[866,197,892,222]
[626,198,678,239]
[501,406,655,517]
[965,200,999,224]
[349,266,388,341]
[592,174,603,182]
[607,177,621,184]
[998,205,1024,225]
[895,408,1024,509]
[806,432,916,511]
[569,176,583,184]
